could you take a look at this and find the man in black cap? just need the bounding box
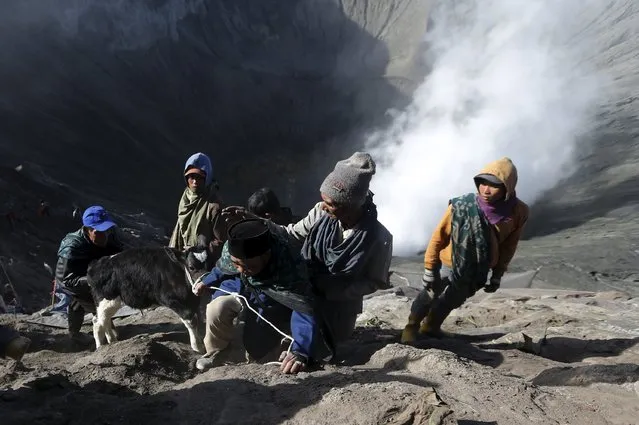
[193,219,330,374]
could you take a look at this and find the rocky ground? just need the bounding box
[1,258,638,425]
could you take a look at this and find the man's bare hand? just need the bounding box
[192,281,206,296]
[221,206,259,227]
[279,351,306,375]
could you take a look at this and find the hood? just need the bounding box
[474,157,518,200]
[184,152,214,187]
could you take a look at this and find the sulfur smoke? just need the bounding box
[368,0,606,255]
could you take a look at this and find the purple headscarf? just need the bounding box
[476,194,518,225]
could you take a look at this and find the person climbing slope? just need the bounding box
[401,157,529,343]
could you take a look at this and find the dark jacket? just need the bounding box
[55,228,123,293]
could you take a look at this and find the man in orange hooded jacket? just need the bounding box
[402,157,529,343]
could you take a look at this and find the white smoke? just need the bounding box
[368,0,605,255]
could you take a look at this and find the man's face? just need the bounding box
[86,227,111,247]
[186,173,205,192]
[477,181,506,204]
[230,251,271,277]
[320,193,358,222]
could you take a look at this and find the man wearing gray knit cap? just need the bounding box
[319,152,376,207]
[269,152,393,357]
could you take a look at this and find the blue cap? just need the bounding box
[82,206,117,232]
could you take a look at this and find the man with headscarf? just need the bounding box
[401,157,529,343]
[169,152,226,265]
[192,219,330,374]
[226,153,393,355]
[55,206,123,340]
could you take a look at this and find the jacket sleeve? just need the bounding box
[424,205,453,270]
[492,204,529,278]
[202,268,242,300]
[55,256,87,289]
[267,203,324,247]
[289,311,316,360]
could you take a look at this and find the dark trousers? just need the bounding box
[410,266,480,323]
[59,280,96,335]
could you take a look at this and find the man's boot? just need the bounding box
[400,314,424,344]
[401,289,434,344]
[68,303,86,340]
[6,336,31,361]
[418,303,451,338]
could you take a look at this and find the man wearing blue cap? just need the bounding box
[55,206,123,340]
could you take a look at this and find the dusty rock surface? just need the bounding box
[2,258,638,425]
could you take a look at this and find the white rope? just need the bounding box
[184,266,295,367]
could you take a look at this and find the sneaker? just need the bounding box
[6,336,31,361]
[196,352,221,371]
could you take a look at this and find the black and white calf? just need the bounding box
[87,246,210,353]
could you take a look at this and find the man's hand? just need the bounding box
[279,351,307,374]
[192,281,206,296]
[484,276,501,293]
[422,269,438,289]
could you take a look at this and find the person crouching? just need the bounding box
[192,219,331,374]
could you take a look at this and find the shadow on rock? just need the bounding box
[482,336,639,363]
[409,337,505,369]
[339,328,506,368]
[1,366,438,425]
[531,363,639,387]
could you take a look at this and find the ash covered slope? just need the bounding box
[0,0,430,218]
[516,1,639,295]
[2,276,638,424]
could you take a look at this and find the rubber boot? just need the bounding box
[6,336,31,361]
[400,314,423,344]
[418,303,451,338]
[68,304,85,338]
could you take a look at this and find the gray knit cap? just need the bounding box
[320,152,376,205]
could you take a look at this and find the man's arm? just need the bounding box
[289,311,316,360]
[492,204,529,278]
[55,256,87,289]
[424,205,453,270]
[201,267,242,300]
[267,202,324,246]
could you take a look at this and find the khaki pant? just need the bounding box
[203,295,243,355]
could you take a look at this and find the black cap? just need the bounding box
[227,219,271,259]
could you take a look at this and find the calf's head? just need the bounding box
[184,246,210,282]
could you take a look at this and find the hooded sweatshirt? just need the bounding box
[169,153,225,260]
[424,158,529,278]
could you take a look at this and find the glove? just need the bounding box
[484,276,501,293]
[422,268,438,289]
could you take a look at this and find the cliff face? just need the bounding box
[0,0,431,218]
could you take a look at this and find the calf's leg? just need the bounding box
[94,297,122,349]
[167,299,205,353]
